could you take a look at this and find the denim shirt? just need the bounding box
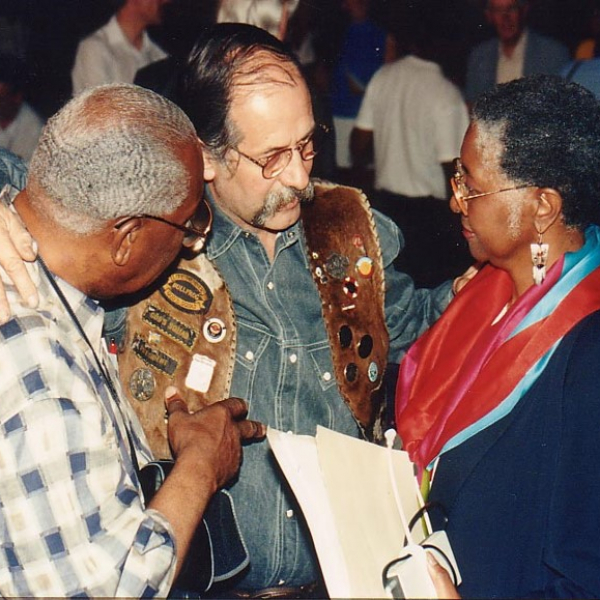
[105,186,453,590]
[205,189,451,589]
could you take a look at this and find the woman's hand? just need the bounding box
[0,203,38,322]
[427,552,461,599]
[452,263,481,296]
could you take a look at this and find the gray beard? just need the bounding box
[251,180,315,227]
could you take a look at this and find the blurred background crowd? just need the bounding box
[0,0,593,119]
[0,0,598,287]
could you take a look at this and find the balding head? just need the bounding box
[178,23,306,161]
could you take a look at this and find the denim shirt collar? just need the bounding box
[204,185,307,266]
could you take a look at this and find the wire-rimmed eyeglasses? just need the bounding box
[451,157,532,216]
[114,197,213,254]
[231,124,330,180]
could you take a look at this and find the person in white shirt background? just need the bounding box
[71,0,171,96]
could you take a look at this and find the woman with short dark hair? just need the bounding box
[396,74,600,599]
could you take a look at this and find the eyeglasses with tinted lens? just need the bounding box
[231,123,330,179]
[451,158,532,216]
[114,197,213,253]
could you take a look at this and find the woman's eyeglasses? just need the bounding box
[451,157,531,216]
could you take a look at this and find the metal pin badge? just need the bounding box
[203,317,227,343]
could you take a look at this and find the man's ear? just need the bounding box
[535,188,562,234]
[199,138,217,182]
[111,218,142,266]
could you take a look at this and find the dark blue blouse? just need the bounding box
[430,309,600,598]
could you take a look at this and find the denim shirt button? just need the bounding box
[245,350,255,361]
[267,281,274,290]
[289,353,298,364]
[278,580,286,586]
[286,509,294,518]
[323,371,332,382]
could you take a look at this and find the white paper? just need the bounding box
[267,426,426,599]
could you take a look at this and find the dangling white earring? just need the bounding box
[530,231,549,285]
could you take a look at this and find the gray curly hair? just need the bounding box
[28,83,198,234]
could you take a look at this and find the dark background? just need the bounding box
[0,0,592,119]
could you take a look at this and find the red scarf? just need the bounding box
[396,261,600,470]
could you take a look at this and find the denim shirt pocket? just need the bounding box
[232,323,270,400]
[307,341,338,393]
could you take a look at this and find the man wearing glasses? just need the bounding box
[152,23,455,596]
[0,83,264,597]
[0,24,458,597]
[464,0,569,105]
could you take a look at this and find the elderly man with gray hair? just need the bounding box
[0,83,264,597]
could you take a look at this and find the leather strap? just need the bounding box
[301,181,389,440]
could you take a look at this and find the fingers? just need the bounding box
[427,553,461,599]
[163,389,265,440]
[218,396,248,417]
[237,417,267,441]
[165,386,190,418]
[452,262,482,295]
[211,397,265,440]
[0,208,38,321]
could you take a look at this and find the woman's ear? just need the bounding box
[535,188,562,234]
[111,218,142,266]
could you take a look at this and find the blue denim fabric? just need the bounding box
[0,148,27,191]
[105,186,453,590]
[202,189,452,589]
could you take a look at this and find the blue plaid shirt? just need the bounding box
[0,208,177,597]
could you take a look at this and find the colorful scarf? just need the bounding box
[396,225,600,472]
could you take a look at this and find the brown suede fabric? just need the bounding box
[119,253,236,458]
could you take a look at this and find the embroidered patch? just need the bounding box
[129,368,156,402]
[142,305,197,349]
[132,334,178,376]
[159,269,213,314]
[184,354,216,393]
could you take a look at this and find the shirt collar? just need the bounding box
[205,186,303,260]
[38,262,105,350]
[105,14,153,53]
[499,27,528,59]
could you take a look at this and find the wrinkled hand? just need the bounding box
[165,387,265,489]
[452,263,481,296]
[0,203,38,322]
[427,552,461,599]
